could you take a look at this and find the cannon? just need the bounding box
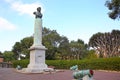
[70,65,78,71]
[73,69,94,80]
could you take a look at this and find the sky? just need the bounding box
[0,0,120,52]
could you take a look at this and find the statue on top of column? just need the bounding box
[33,7,42,18]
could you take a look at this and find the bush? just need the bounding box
[12,57,120,71]
[12,59,29,68]
[46,57,120,71]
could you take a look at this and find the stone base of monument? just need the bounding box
[20,45,54,73]
[16,68,64,74]
[19,67,54,73]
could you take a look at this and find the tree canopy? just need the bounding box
[42,27,69,59]
[106,0,120,19]
[69,39,88,60]
[4,28,120,60]
[89,30,120,58]
[3,51,15,62]
[11,27,88,60]
[12,36,33,59]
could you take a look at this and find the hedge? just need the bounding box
[12,59,29,68]
[12,57,120,71]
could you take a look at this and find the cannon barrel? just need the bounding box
[73,69,94,79]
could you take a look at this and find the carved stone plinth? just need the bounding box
[24,45,53,73]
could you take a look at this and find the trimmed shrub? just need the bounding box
[12,59,29,68]
[12,57,120,71]
[46,58,120,71]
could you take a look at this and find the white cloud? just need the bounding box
[5,0,15,3]
[5,0,44,16]
[0,17,16,31]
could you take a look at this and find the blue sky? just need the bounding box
[0,0,120,52]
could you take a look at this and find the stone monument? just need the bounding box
[24,7,53,73]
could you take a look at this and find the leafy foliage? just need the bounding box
[85,50,98,59]
[42,27,69,59]
[106,0,120,19]
[68,39,88,60]
[12,59,29,68]
[0,51,2,55]
[0,51,3,58]
[12,27,88,60]
[47,57,120,71]
[12,57,120,71]
[57,36,70,59]
[12,36,33,59]
[3,51,15,62]
[89,30,120,58]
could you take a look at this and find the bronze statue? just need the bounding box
[33,7,42,18]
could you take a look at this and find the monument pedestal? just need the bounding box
[24,45,53,73]
[21,7,53,73]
